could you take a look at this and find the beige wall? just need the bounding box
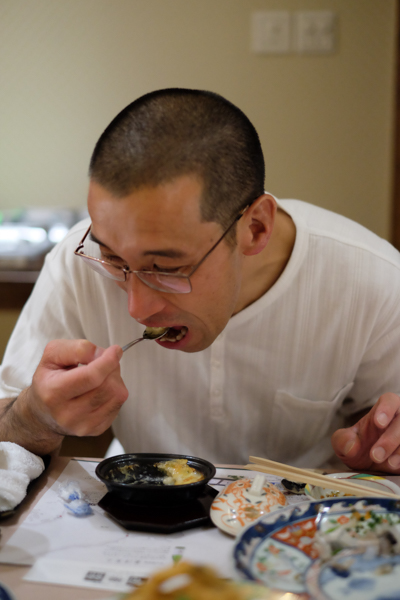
[0,0,397,357]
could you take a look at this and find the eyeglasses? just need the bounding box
[74,204,249,294]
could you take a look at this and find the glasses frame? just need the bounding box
[74,204,249,293]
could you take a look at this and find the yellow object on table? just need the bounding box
[125,561,272,599]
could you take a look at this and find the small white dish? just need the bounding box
[305,472,400,500]
[210,475,287,537]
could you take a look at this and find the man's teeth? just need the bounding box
[160,326,188,343]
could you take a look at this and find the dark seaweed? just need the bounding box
[107,463,166,486]
[281,478,306,494]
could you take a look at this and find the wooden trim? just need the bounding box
[392,0,400,250]
[60,428,114,458]
[0,281,35,309]
[0,270,39,283]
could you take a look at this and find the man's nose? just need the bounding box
[126,274,168,322]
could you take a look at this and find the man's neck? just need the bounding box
[234,207,296,314]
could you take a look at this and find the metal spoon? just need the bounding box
[121,328,169,352]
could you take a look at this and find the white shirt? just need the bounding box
[2,199,400,467]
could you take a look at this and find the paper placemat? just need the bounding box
[0,459,305,593]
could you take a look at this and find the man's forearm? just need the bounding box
[0,389,64,456]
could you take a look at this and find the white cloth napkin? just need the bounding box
[0,442,45,511]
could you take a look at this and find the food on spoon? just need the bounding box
[106,458,204,486]
[144,326,188,343]
[144,326,169,338]
[124,561,271,599]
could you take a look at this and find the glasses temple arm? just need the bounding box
[188,205,249,277]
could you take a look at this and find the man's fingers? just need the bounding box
[71,344,123,397]
[42,339,99,368]
[331,394,400,473]
[36,345,128,436]
[387,450,400,470]
[53,377,129,436]
[370,412,400,466]
[20,339,127,442]
[368,393,400,468]
[331,427,361,460]
[331,419,378,471]
[373,393,400,429]
[41,344,123,401]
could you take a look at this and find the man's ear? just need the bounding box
[237,194,277,256]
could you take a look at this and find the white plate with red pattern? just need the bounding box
[210,475,287,536]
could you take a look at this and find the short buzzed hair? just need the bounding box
[89,88,265,231]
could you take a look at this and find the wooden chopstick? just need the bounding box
[245,456,400,499]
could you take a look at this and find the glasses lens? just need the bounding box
[78,255,126,282]
[136,271,191,293]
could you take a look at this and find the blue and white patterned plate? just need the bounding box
[233,497,400,599]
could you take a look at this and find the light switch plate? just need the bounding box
[294,10,336,54]
[251,11,291,54]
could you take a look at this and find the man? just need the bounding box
[1,88,400,472]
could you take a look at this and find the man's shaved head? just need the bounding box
[89,88,265,231]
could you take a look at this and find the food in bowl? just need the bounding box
[155,459,205,485]
[95,453,216,504]
[107,458,204,486]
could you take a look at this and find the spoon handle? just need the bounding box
[121,337,146,352]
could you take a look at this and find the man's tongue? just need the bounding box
[160,326,188,343]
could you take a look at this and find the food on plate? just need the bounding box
[306,485,355,499]
[314,506,400,561]
[124,561,271,599]
[280,478,306,494]
[106,458,204,486]
[305,472,400,500]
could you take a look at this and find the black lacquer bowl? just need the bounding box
[95,453,216,505]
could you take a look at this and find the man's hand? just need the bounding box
[331,393,400,473]
[1,339,128,455]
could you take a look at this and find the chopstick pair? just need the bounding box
[245,456,400,499]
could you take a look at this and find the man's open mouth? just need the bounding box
[159,326,188,343]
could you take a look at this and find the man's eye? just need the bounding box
[152,263,185,274]
[102,252,126,267]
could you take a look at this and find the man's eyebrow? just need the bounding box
[89,232,187,259]
[142,249,187,259]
